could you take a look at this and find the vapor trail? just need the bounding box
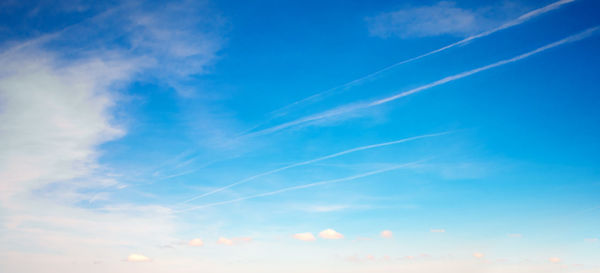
[176,162,417,212]
[258,0,577,121]
[248,26,599,136]
[177,132,448,205]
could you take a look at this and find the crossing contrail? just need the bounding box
[176,162,418,212]
[254,0,577,124]
[177,132,449,205]
[247,26,599,136]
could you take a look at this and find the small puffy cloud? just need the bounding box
[188,238,204,246]
[430,229,445,233]
[508,233,523,238]
[235,237,253,243]
[380,230,393,238]
[127,254,150,262]
[293,232,316,241]
[217,237,252,245]
[217,237,234,245]
[473,252,485,259]
[549,257,561,264]
[319,229,344,239]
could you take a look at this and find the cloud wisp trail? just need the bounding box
[253,0,577,123]
[176,162,418,212]
[247,26,599,136]
[176,132,449,205]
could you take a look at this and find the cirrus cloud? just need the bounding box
[367,1,481,38]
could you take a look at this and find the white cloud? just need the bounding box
[0,1,225,271]
[584,238,597,243]
[367,2,480,38]
[508,233,523,238]
[380,230,393,239]
[0,50,133,199]
[293,232,316,241]
[319,229,344,239]
[188,238,204,247]
[430,229,446,233]
[127,254,150,262]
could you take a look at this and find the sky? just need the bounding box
[0,0,599,272]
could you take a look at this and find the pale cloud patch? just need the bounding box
[584,238,597,243]
[473,252,485,259]
[127,254,151,262]
[508,233,523,238]
[380,230,393,239]
[188,238,204,247]
[549,257,561,264]
[217,237,234,245]
[319,229,344,239]
[367,2,480,38]
[293,232,316,241]
[430,229,446,233]
[217,237,252,246]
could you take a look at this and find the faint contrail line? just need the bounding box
[176,132,449,205]
[175,162,418,212]
[247,26,599,136]
[247,0,577,127]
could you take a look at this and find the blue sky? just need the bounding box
[1,0,599,272]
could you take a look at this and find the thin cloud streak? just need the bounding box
[177,132,448,205]
[176,162,419,212]
[258,0,576,121]
[249,26,599,136]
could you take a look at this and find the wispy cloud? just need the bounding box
[177,162,419,212]
[367,2,481,38]
[258,0,576,125]
[248,26,598,135]
[177,132,447,205]
[0,0,224,268]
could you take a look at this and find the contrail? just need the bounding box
[256,0,577,123]
[177,132,449,205]
[247,26,599,136]
[175,162,418,212]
